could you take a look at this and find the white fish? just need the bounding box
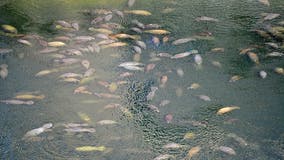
[265,42,279,48]
[97,120,118,125]
[176,68,184,77]
[0,99,34,105]
[128,0,136,7]
[135,40,147,49]
[133,46,142,53]
[172,37,196,45]
[194,54,202,65]
[162,143,183,149]
[259,70,267,79]
[71,22,79,31]
[81,60,90,70]
[74,36,95,42]
[83,68,96,77]
[171,50,198,59]
[59,73,83,78]
[157,52,172,58]
[263,13,280,20]
[23,123,53,139]
[118,62,144,67]
[197,95,211,101]
[147,87,158,101]
[95,33,109,40]
[130,27,142,33]
[18,39,32,46]
[0,64,8,79]
[64,127,96,133]
[120,65,144,71]
[159,100,170,107]
[153,154,174,160]
[218,146,236,155]
[196,16,219,22]
[266,52,284,57]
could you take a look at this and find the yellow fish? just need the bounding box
[77,112,91,122]
[14,94,45,100]
[111,34,140,40]
[101,42,128,49]
[35,69,59,77]
[184,132,195,139]
[88,27,113,34]
[217,106,240,115]
[144,29,170,35]
[79,76,95,85]
[75,146,106,152]
[48,41,66,47]
[124,10,152,16]
[1,24,18,34]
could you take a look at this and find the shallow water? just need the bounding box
[1,0,284,159]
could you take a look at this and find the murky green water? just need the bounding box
[1,0,284,159]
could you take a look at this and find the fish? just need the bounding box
[247,52,259,64]
[60,49,82,56]
[18,39,32,46]
[35,69,59,77]
[259,70,267,79]
[135,40,147,49]
[94,93,120,99]
[63,123,89,128]
[153,154,174,160]
[54,36,71,42]
[263,13,280,20]
[145,23,161,29]
[81,60,90,70]
[128,0,136,7]
[55,20,72,28]
[131,19,145,29]
[0,48,13,55]
[119,72,134,78]
[97,120,118,125]
[197,95,211,101]
[227,133,248,146]
[152,36,160,46]
[60,78,80,83]
[239,47,254,55]
[0,66,8,79]
[266,52,284,57]
[130,27,142,33]
[159,75,168,88]
[159,100,170,107]
[88,27,113,34]
[148,104,160,112]
[48,41,66,47]
[176,68,184,77]
[211,48,225,53]
[74,36,95,42]
[187,146,201,158]
[84,68,96,77]
[111,33,139,40]
[157,52,172,58]
[146,87,158,101]
[0,99,34,105]
[119,65,144,71]
[59,73,82,78]
[75,146,106,152]
[259,0,270,6]
[229,75,242,82]
[79,76,95,85]
[196,16,219,22]
[1,24,18,34]
[144,29,170,35]
[265,42,279,48]
[104,103,121,109]
[217,106,240,115]
[145,63,156,72]
[187,83,200,90]
[218,146,236,155]
[119,107,133,119]
[124,10,152,16]
[104,14,113,21]
[95,33,109,40]
[23,123,53,139]
[113,10,124,18]
[77,112,91,122]
[171,50,198,59]
[274,67,284,75]
[172,37,196,45]
[119,62,144,68]
[108,82,118,93]
[54,58,81,65]
[14,94,45,100]
[162,143,183,149]
[101,42,128,49]
[211,61,222,68]
[184,132,196,139]
[71,22,79,31]
[164,114,173,123]
[39,47,59,54]
[74,86,92,95]
[64,127,96,133]
[194,54,203,65]
[133,46,142,53]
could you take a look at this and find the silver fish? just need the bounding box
[194,54,203,65]
[266,52,284,57]
[74,36,95,42]
[263,13,280,20]
[176,68,184,77]
[162,143,183,149]
[145,23,161,29]
[133,46,142,53]
[130,27,142,33]
[95,33,109,40]
[0,65,8,79]
[135,40,147,49]
[131,19,145,29]
[23,123,53,139]
[64,127,96,133]
[60,49,82,56]
[104,14,113,21]
[18,39,32,46]
[218,146,236,155]
[227,133,248,147]
[265,42,279,48]
[118,62,144,67]
[71,22,79,31]
[153,154,174,160]
[171,50,198,59]
[128,0,136,7]
[172,37,196,45]
[259,70,267,79]
[81,60,90,70]
[55,20,72,28]
[157,52,172,58]
[196,16,219,22]
[84,68,96,77]
[59,73,83,78]
[159,100,170,107]
[0,99,34,105]
[120,65,144,71]
[147,87,158,101]
[54,58,80,65]
[197,95,211,101]
[63,123,89,128]
[39,47,59,54]
[97,120,118,125]
[148,104,160,112]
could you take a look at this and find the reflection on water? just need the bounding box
[1,0,284,159]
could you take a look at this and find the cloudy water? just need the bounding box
[0,0,284,159]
